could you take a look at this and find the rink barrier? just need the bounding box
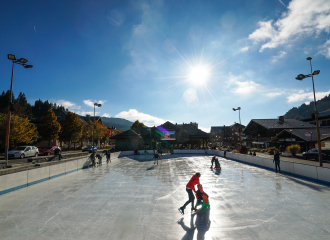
[1,150,330,195]
[219,151,330,185]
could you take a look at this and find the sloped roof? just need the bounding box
[302,110,330,121]
[181,125,209,137]
[110,129,142,140]
[160,121,177,130]
[247,119,315,130]
[210,126,228,133]
[81,116,102,124]
[277,128,330,142]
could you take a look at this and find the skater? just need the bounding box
[153,151,161,165]
[178,172,201,215]
[273,150,281,173]
[90,153,96,167]
[195,184,210,211]
[214,158,221,170]
[210,155,216,169]
[97,153,102,165]
[224,149,227,158]
[106,150,111,163]
[253,151,256,156]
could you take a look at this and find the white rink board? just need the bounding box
[316,167,330,183]
[0,171,27,192]
[294,163,318,179]
[28,166,50,184]
[49,163,66,177]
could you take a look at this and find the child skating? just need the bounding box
[153,151,161,165]
[195,184,210,211]
[178,172,201,215]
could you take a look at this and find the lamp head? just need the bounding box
[17,58,28,63]
[232,108,236,111]
[295,74,305,80]
[8,54,16,60]
[312,70,320,75]
[306,57,312,60]
[24,65,33,68]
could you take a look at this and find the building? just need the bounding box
[243,116,316,148]
[302,110,330,127]
[210,123,245,146]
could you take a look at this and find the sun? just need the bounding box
[189,65,210,85]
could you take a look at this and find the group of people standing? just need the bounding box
[90,150,111,167]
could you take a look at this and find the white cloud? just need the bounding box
[56,100,81,110]
[199,127,210,133]
[75,111,98,116]
[83,99,107,107]
[266,91,285,97]
[115,109,168,127]
[226,73,261,95]
[240,46,249,52]
[248,0,330,54]
[271,51,287,63]
[287,89,330,103]
[318,39,330,58]
[102,113,111,118]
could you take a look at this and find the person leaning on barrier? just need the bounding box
[273,150,281,173]
[54,147,62,160]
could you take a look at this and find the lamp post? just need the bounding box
[5,54,33,165]
[92,103,102,153]
[232,107,242,148]
[295,57,322,167]
[289,130,293,145]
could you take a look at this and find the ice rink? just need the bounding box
[1,154,330,240]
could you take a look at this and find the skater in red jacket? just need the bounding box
[178,172,201,215]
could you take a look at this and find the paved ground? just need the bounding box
[1,154,330,240]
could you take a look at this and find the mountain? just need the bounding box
[284,94,330,120]
[101,117,134,130]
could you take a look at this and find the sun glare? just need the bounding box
[189,65,210,85]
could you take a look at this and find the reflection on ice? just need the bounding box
[0,154,330,239]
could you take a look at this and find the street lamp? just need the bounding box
[5,54,33,165]
[232,107,242,148]
[295,57,322,166]
[289,129,293,145]
[92,103,102,153]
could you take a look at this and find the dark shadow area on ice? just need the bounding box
[177,209,211,240]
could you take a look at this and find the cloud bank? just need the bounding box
[115,109,168,127]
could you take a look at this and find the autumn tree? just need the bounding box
[0,113,37,149]
[59,112,82,149]
[39,109,61,145]
[88,120,108,146]
[130,120,146,130]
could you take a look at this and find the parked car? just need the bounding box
[38,146,61,156]
[8,146,39,159]
[302,149,330,160]
[82,146,97,153]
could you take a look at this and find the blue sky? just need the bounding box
[1,0,330,132]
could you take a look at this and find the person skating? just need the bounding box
[106,150,111,163]
[153,151,161,165]
[195,184,210,211]
[210,155,216,168]
[214,158,221,170]
[273,150,281,173]
[178,172,201,215]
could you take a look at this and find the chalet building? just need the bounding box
[276,128,330,151]
[210,123,245,146]
[243,116,317,148]
[302,110,330,127]
[110,121,210,151]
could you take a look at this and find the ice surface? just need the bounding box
[0,154,330,239]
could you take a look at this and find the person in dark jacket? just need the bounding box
[210,155,216,168]
[178,172,201,215]
[54,147,62,160]
[273,150,280,173]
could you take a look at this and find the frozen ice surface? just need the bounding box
[1,154,330,239]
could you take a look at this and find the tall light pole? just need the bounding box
[289,129,293,145]
[5,54,33,165]
[232,107,242,148]
[92,103,102,153]
[295,57,322,167]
